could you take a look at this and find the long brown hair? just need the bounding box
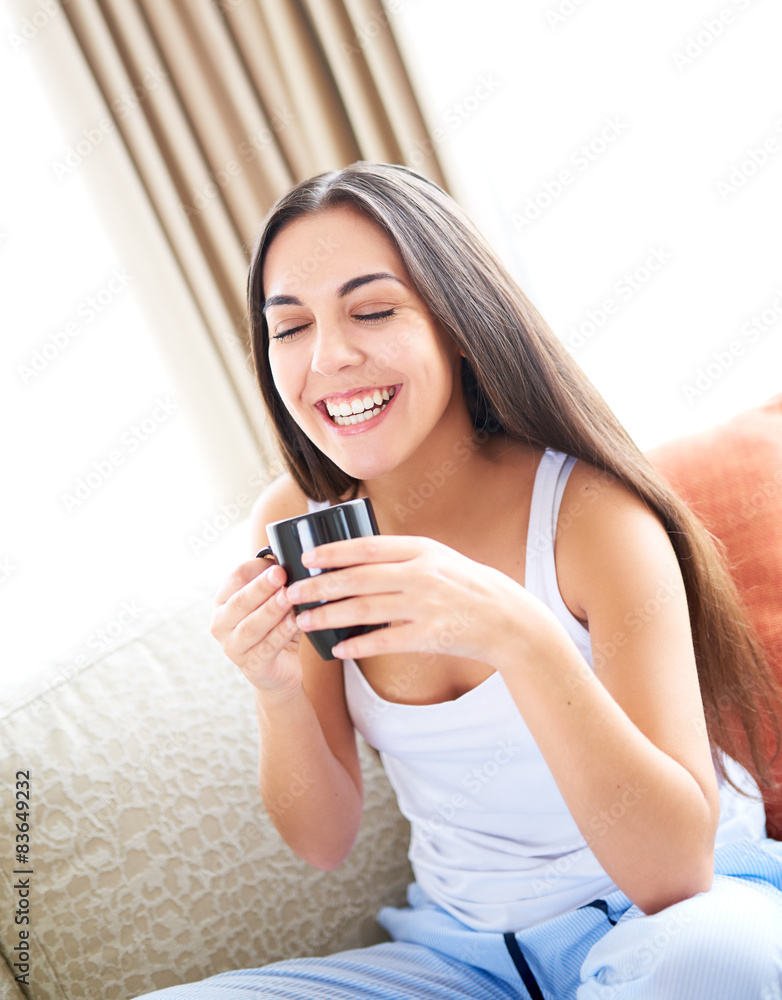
[248,161,781,793]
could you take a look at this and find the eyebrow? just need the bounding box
[262,272,406,313]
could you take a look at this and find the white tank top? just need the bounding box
[307,447,766,931]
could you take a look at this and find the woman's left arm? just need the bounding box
[492,462,720,915]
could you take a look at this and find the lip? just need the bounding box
[315,385,401,436]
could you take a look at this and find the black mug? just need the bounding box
[256,497,388,661]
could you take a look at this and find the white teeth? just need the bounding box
[325,388,395,426]
[333,403,386,426]
[324,387,395,419]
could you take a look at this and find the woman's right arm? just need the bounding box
[209,474,363,870]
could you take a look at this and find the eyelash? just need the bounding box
[271,309,397,342]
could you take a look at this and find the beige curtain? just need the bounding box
[59,0,448,455]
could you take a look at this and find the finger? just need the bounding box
[232,588,292,649]
[331,621,421,662]
[214,557,281,605]
[296,594,403,634]
[286,562,403,606]
[240,606,300,665]
[300,534,427,570]
[218,564,289,633]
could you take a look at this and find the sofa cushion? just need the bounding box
[647,393,782,838]
[0,586,412,999]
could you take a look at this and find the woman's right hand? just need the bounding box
[210,559,303,695]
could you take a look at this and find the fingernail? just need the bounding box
[276,587,288,607]
[296,610,311,629]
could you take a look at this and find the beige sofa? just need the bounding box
[0,521,413,1000]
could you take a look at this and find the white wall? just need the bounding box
[392,0,782,449]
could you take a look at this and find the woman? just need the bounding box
[141,162,782,998]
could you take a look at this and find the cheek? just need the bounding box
[424,343,458,392]
[268,353,303,406]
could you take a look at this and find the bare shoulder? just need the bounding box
[555,458,677,624]
[249,472,311,552]
[560,459,652,518]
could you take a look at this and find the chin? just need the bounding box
[330,443,402,477]
[332,459,391,483]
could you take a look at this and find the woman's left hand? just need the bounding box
[283,534,548,663]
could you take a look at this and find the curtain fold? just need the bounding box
[59,0,447,457]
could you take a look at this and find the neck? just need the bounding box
[356,427,525,540]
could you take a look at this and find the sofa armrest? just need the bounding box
[0,587,412,999]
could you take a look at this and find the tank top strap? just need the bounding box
[306,497,330,513]
[525,448,589,647]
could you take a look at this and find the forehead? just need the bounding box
[262,206,406,297]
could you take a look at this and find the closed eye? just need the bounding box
[354,309,396,324]
[272,322,310,341]
[271,308,396,342]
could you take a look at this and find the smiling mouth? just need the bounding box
[322,387,397,426]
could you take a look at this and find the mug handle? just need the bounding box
[255,547,278,563]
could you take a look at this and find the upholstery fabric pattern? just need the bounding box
[0,953,25,1000]
[647,393,782,837]
[0,588,413,999]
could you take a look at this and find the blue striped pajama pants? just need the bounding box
[136,838,782,999]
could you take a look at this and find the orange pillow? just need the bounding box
[646,394,782,838]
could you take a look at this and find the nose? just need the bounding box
[310,322,366,377]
